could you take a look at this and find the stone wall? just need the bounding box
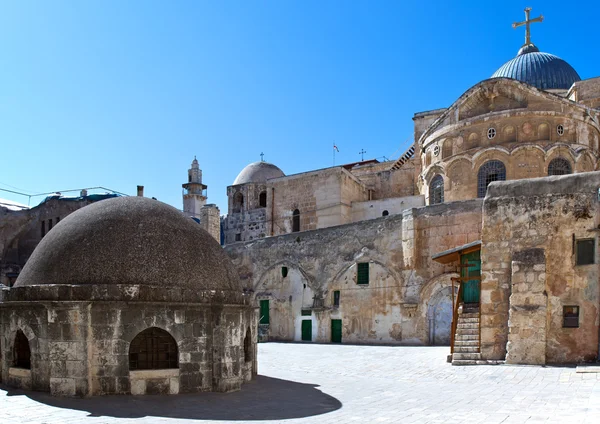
[199,204,221,242]
[481,172,600,363]
[226,199,482,345]
[351,195,424,222]
[349,160,417,199]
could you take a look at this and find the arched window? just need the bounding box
[477,160,506,198]
[13,330,31,369]
[429,175,444,205]
[292,209,300,233]
[259,191,267,207]
[548,157,572,176]
[233,192,244,213]
[382,210,389,217]
[244,327,252,362]
[129,327,178,370]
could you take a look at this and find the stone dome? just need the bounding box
[15,196,241,291]
[491,45,581,90]
[233,161,284,185]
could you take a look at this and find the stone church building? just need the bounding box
[222,9,600,365]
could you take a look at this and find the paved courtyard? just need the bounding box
[2,343,600,423]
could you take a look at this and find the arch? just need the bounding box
[259,191,267,207]
[382,210,389,217]
[292,209,300,233]
[442,139,453,159]
[429,175,444,205]
[467,132,479,150]
[233,192,244,213]
[129,327,178,370]
[477,160,506,198]
[13,330,31,369]
[244,326,252,362]
[538,122,550,140]
[425,151,432,167]
[548,157,572,176]
[503,125,516,142]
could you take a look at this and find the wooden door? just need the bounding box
[259,299,270,324]
[331,319,342,343]
[461,251,481,303]
[301,320,312,341]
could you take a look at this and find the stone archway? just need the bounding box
[427,286,454,346]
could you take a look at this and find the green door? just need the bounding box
[461,250,481,303]
[259,299,270,324]
[331,319,342,343]
[301,320,312,341]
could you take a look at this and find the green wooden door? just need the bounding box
[331,319,342,343]
[461,251,481,303]
[301,320,312,341]
[259,300,270,324]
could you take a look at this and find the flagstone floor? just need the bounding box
[3,343,600,423]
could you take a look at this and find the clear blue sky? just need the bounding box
[1,1,598,213]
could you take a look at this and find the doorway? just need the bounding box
[301,320,312,341]
[331,319,342,343]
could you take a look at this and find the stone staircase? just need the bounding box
[452,303,481,365]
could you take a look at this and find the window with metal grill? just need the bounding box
[129,327,178,370]
[357,262,369,285]
[301,309,312,316]
[429,175,444,205]
[477,160,506,198]
[563,305,579,328]
[548,157,572,176]
[13,330,31,369]
[576,239,595,265]
[333,290,340,307]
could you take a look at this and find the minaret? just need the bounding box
[182,157,208,218]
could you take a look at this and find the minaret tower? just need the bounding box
[182,156,208,218]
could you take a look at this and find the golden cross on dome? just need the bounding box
[512,7,544,46]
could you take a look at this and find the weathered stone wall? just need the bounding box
[349,160,417,199]
[199,204,221,242]
[351,195,424,222]
[222,208,267,244]
[226,199,482,345]
[569,77,600,109]
[481,172,600,363]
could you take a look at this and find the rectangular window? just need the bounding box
[56,217,60,223]
[357,262,369,285]
[576,239,595,265]
[259,299,270,325]
[41,220,46,238]
[333,290,340,307]
[301,309,311,316]
[235,233,241,242]
[48,219,53,231]
[281,266,288,278]
[563,305,579,328]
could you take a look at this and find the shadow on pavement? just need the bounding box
[2,375,342,421]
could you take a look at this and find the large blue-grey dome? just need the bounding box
[491,44,581,90]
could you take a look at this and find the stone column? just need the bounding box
[505,248,547,365]
[200,204,221,243]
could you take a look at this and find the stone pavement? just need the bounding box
[2,343,600,423]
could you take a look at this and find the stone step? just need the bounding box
[453,346,479,353]
[455,334,479,341]
[452,359,480,366]
[458,313,479,319]
[458,317,479,323]
[454,340,479,346]
[455,328,478,336]
[457,323,478,329]
[453,352,481,361]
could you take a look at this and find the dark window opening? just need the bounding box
[357,262,369,285]
[233,192,244,213]
[333,290,340,307]
[429,174,444,205]
[301,309,312,316]
[281,266,288,278]
[259,191,267,207]
[13,330,31,369]
[477,160,506,198]
[292,209,300,233]
[548,157,572,176]
[382,210,389,217]
[56,216,60,224]
[576,239,595,265]
[48,219,53,230]
[563,305,579,328]
[129,327,178,370]
[259,299,270,324]
[244,327,252,362]
[41,221,46,238]
[188,175,192,183]
[235,233,241,242]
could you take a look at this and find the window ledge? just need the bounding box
[130,369,179,379]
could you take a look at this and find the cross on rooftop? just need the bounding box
[260,152,264,162]
[359,149,367,161]
[512,7,543,46]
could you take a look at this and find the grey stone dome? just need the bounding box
[15,196,241,291]
[491,45,581,90]
[233,161,284,185]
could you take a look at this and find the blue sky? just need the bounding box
[1,1,598,213]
